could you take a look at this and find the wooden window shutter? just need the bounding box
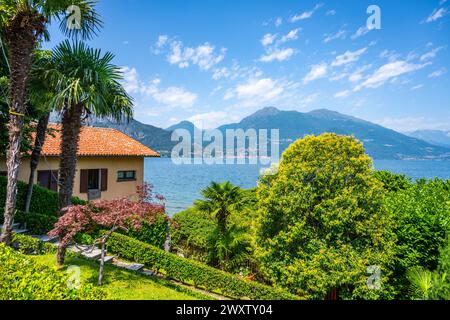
[50,171,59,192]
[80,169,88,193]
[101,169,108,192]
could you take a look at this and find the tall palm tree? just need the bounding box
[0,0,101,245]
[45,41,133,212]
[43,41,132,265]
[24,50,55,213]
[195,181,243,235]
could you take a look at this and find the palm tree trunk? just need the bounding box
[0,14,38,245]
[24,113,50,213]
[58,104,83,210]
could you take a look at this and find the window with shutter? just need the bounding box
[101,169,108,191]
[80,169,89,193]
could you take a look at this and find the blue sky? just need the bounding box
[45,0,450,132]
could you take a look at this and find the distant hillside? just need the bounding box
[87,108,450,160]
[88,118,176,157]
[218,107,450,160]
[405,130,450,148]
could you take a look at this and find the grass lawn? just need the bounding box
[31,254,212,300]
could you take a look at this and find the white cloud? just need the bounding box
[351,26,370,40]
[155,37,226,71]
[410,84,424,90]
[348,65,372,83]
[280,28,300,43]
[291,3,323,22]
[323,30,346,43]
[334,90,350,99]
[303,63,328,84]
[152,87,198,108]
[120,66,197,109]
[354,61,429,91]
[425,8,447,23]
[260,48,295,62]
[331,48,368,67]
[188,111,229,129]
[420,46,445,61]
[235,78,284,101]
[377,117,450,132]
[212,67,231,80]
[261,33,277,47]
[275,17,283,27]
[326,9,336,16]
[428,68,447,78]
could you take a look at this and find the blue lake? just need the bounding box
[144,158,450,215]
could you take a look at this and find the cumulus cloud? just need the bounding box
[323,30,346,43]
[188,111,229,129]
[354,61,429,91]
[331,48,368,67]
[261,33,277,47]
[420,46,445,61]
[260,48,295,62]
[334,90,350,99]
[120,66,197,109]
[153,36,227,71]
[351,26,370,39]
[235,78,284,101]
[424,8,448,23]
[291,3,324,22]
[428,68,447,78]
[280,28,301,43]
[303,63,328,84]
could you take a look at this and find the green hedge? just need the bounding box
[14,210,58,235]
[11,233,57,255]
[108,233,300,300]
[0,176,85,217]
[0,243,105,300]
[124,215,169,249]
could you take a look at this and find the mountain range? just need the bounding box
[405,130,450,148]
[88,107,450,160]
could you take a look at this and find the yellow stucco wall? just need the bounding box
[0,156,145,201]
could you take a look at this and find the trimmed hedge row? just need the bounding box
[108,233,300,300]
[11,233,57,255]
[0,243,105,300]
[15,210,59,235]
[0,176,85,217]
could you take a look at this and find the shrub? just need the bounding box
[107,232,299,300]
[385,179,450,298]
[14,210,58,235]
[125,214,169,249]
[0,244,106,300]
[11,233,56,255]
[0,176,85,218]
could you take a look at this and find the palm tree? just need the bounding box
[24,50,55,213]
[42,41,132,265]
[0,0,101,245]
[195,181,243,235]
[45,41,133,211]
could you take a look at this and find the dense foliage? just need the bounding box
[0,176,85,217]
[381,178,450,298]
[255,134,396,299]
[0,244,105,300]
[108,232,299,300]
[125,214,169,249]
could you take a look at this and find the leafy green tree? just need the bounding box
[256,134,396,299]
[0,0,101,245]
[385,179,450,298]
[374,170,411,192]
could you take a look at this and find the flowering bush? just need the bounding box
[49,184,167,285]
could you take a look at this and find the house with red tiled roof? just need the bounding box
[0,125,160,201]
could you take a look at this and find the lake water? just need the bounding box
[144,158,450,215]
